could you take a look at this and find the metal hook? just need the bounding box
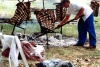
[18,0,21,2]
[18,0,24,2]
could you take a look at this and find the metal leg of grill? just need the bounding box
[11,23,16,35]
[46,33,50,49]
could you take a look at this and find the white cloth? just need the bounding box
[0,33,45,67]
[0,34,19,67]
[67,2,93,21]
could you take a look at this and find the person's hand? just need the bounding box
[74,16,79,20]
[56,24,62,29]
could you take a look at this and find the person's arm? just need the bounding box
[57,14,70,27]
[74,7,84,20]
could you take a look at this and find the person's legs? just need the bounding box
[85,13,96,48]
[76,18,87,46]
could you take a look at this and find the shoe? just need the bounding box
[0,45,2,48]
[74,43,83,46]
[85,46,96,49]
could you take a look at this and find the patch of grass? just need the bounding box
[62,24,78,37]
[0,23,13,34]
[0,10,100,67]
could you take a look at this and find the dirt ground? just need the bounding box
[0,38,100,67]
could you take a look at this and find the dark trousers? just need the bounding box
[78,13,96,48]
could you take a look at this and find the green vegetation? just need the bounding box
[1,17,100,37]
[0,1,100,66]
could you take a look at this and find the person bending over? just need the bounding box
[57,0,96,49]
